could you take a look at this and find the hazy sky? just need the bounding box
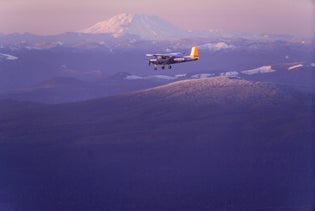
[0,0,314,37]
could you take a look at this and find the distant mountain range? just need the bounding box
[0,61,314,104]
[0,13,309,49]
[0,13,314,103]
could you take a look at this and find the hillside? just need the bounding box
[1,62,314,104]
[0,76,167,104]
[0,77,314,210]
[1,77,311,142]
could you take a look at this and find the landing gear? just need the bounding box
[152,65,172,70]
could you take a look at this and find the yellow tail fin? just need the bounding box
[190,46,199,59]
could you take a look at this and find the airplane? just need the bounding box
[146,46,199,70]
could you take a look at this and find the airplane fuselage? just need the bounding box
[149,56,197,65]
[146,47,199,70]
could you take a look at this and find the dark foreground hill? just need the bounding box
[0,77,314,210]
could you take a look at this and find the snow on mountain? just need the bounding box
[126,65,281,81]
[241,66,276,75]
[81,13,188,40]
[288,64,303,70]
[126,74,186,80]
[81,13,134,36]
[220,71,240,78]
[0,53,18,61]
[198,42,235,51]
[191,73,215,79]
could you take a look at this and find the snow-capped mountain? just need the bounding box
[80,13,188,40]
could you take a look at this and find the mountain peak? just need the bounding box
[81,13,135,35]
[80,13,188,40]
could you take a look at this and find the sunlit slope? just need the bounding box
[130,76,300,105]
[0,76,312,143]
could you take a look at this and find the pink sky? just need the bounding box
[0,0,314,37]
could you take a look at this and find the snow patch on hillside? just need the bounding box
[220,71,240,78]
[241,66,276,75]
[288,64,303,70]
[191,73,215,79]
[0,53,18,61]
[198,42,235,51]
[126,74,186,80]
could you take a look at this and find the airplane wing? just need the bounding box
[146,52,183,58]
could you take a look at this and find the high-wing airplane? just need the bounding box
[146,47,199,70]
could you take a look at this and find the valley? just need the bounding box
[0,77,314,210]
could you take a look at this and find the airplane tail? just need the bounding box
[190,46,199,59]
